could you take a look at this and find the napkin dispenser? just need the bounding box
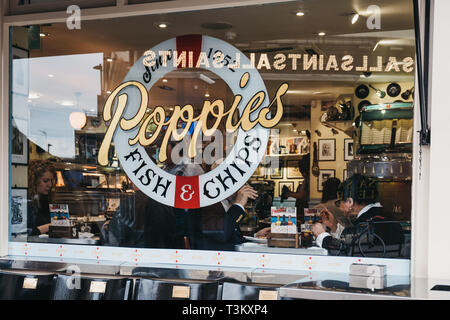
[349,263,387,290]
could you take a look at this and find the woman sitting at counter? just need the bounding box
[311,174,386,254]
[27,160,57,236]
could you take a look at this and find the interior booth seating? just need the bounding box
[220,282,280,300]
[50,274,133,300]
[0,271,55,300]
[133,278,219,300]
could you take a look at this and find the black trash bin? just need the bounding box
[0,271,55,300]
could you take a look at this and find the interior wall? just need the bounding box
[309,99,351,201]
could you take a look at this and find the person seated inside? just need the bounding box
[255,175,345,240]
[200,184,258,251]
[311,173,386,254]
[101,180,177,249]
[321,177,341,203]
[314,177,351,232]
[282,153,310,223]
[27,160,57,237]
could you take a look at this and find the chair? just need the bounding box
[220,282,280,300]
[50,274,133,300]
[133,278,219,300]
[0,271,55,300]
[350,220,405,258]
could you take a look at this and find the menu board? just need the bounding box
[270,207,297,234]
[49,204,71,227]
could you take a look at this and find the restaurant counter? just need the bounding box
[235,244,328,256]
[1,255,450,300]
[27,236,101,246]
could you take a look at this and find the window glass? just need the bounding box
[9,0,115,15]
[9,0,414,259]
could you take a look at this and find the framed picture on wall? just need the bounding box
[252,165,265,178]
[278,181,294,196]
[286,160,303,179]
[10,188,28,235]
[269,160,284,179]
[318,169,336,192]
[297,179,305,190]
[344,139,354,161]
[318,139,336,161]
[11,122,28,165]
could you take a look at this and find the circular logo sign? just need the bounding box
[98,35,287,208]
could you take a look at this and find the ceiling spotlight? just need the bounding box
[158,23,168,28]
[204,93,210,98]
[373,41,381,52]
[318,32,326,36]
[296,11,305,16]
[351,13,359,24]
[162,79,168,83]
[39,32,48,37]
[106,58,113,62]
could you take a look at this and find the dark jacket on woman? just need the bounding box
[27,196,51,236]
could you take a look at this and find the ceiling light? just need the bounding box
[373,41,380,52]
[28,92,40,99]
[351,13,359,24]
[106,90,112,94]
[204,93,210,98]
[106,58,113,62]
[69,112,87,130]
[318,32,326,36]
[39,32,48,37]
[287,90,309,94]
[158,23,168,28]
[162,79,168,83]
[296,11,305,16]
[60,100,74,107]
[199,73,215,85]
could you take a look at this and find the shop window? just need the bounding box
[8,0,115,15]
[9,0,415,260]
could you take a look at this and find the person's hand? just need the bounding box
[255,227,271,238]
[37,223,51,235]
[311,223,326,237]
[320,208,337,232]
[311,223,326,238]
[234,185,258,207]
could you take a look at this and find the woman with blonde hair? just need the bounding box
[27,160,57,236]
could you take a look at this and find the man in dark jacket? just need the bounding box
[200,184,258,251]
[312,174,394,256]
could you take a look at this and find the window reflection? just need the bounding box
[9,0,415,260]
